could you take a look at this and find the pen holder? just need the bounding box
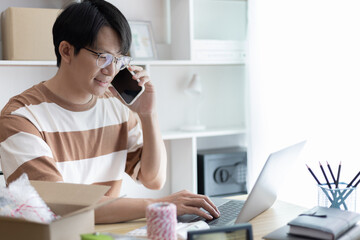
[318,182,357,212]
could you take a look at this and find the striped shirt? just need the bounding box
[0,82,143,197]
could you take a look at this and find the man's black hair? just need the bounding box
[53,0,132,67]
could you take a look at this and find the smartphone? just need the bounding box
[111,67,145,105]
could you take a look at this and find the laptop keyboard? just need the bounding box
[208,200,245,226]
[189,200,245,227]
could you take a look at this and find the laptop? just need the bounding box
[178,141,306,228]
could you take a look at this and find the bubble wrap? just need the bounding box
[0,173,58,223]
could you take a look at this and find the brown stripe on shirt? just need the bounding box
[43,122,128,162]
[125,148,142,177]
[1,85,52,115]
[0,114,44,142]
[1,82,113,117]
[6,156,63,185]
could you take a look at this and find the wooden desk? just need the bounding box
[95,196,307,240]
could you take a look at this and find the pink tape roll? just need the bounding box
[146,202,177,240]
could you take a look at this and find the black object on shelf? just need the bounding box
[197,147,247,197]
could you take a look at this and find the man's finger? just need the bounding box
[181,206,214,220]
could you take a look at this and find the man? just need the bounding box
[0,0,219,223]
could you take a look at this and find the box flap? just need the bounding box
[30,181,110,206]
[59,197,121,220]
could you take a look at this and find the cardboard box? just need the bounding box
[1,7,61,60]
[0,181,110,240]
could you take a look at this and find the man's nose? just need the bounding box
[101,61,117,77]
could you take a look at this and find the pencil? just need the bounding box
[306,164,321,185]
[347,171,360,188]
[319,162,332,189]
[326,161,336,184]
[354,178,360,188]
[336,161,341,188]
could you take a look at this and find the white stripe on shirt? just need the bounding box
[128,123,143,153]
[0,132,53,178]
[56,150,128,184]
[12,98,129,133]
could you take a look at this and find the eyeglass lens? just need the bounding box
[97,54,131,70]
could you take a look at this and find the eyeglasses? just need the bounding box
[83,47,132,71]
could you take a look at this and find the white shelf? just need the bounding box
[134,60,245,66]
[0,60,56,66]
[162,126,246,140]
[0,59,245,67]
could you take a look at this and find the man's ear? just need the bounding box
[58,41,73,64]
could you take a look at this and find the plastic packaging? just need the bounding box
[0,173,58,223]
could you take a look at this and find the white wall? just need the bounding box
[248,0,360,208]
[0,65,57,109]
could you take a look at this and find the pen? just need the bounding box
[306,164,321,184]
[319,162,332,189]
[326,161,336,184]
[354,178,360,188]
[307,164,335,204]
[336,161,341,188]
[347,171,360,188]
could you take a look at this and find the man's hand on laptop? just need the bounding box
[156,190,220,220]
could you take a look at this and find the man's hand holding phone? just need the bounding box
[110,65,156,115]
[111,65,144,105]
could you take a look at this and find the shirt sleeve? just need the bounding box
[124,113,143,182]
[0,114,63,185]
